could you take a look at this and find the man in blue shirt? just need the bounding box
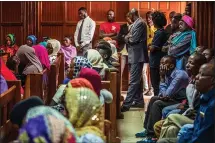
[157,63,215,143]
[136,55,189,143]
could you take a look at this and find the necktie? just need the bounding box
[78,19,84,44]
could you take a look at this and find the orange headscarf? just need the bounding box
[70,78,94,91]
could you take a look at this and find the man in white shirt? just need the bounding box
[74,7,96,56]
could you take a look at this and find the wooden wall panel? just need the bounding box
[41,2,64,22]
[41,26,63,41]
[66,2,87,22]
[115,2,130,22]
[90,2,112,21]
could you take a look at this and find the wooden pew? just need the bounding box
[6,80,21,100]
[47,53,63,104]
[0,84,21,142]
[24,68,49,104]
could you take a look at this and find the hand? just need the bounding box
[177,104,185,110]
[160,64,170,77]
[159,96,170,101]
[162,46,169,53]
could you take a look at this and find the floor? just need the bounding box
[118,92,153,143]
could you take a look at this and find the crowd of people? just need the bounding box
[0,4,214,143]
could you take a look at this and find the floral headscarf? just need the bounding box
[72,56,92,78]
[18,115,77,143]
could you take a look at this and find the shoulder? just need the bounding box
[87,17,95,23]
[174,69,189,79]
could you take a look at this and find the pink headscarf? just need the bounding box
[60,45,77,66]
[79,68,102,96]
[32,45,50,70]
[182,15,194,29]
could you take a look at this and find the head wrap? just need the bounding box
[16,45,43,74]
[72,56,92,78]
[79,68,101,96]
[10,96,44,127]
[85,49,105,68]
[32,45,50,70]
[6,34,16,46]
[27,35,37,45]
[18,115,77,143]
[47,39,61,56]
[182,15,194,29]
[70,78,94,91]
[65,84,102,128]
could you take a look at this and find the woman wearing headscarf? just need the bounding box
[167,15,197,70]
[0,75,8,94]
[47,39,61,64]
[63,56,92,84]
[15,45,43,86]
[0,58,24,94]
[39,36,51,48]
[17,114,77,143]
[32,44,50,70]
[26,35,37,47]
[65,84,105,143]
[60,36,77,69]
[0,34,19,56]
[84,49,108,79]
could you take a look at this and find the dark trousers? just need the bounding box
[144,96,179,136]
[122,62,144,109]
[150,67,160,96]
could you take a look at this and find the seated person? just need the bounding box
[0,34,19,56]
[63,56,92,84]
[161,53,207,119]
[103,38,119,62]
[1,58,24,95]
[157,63,215,143]
[60,36,77,69]
[96,40,114,68]
[195,46,206,54]
[0,75,8,94]
[202,48,214,63]
[13,45,43,86]
[26,35,37,47]
[39,36,51,48]
[136,55,189,143]
[32,44,50,70]
[84,49,108,79]
[46,39,61,64]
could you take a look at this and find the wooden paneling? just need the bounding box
[66,2,87,22]
[115,2,130,22]
[41,26,63,40]
[90,2,112,21]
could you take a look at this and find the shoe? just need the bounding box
[136,137,157,143]
[135,130,147,138]
[131,103,144,108]
[120,106,129,112]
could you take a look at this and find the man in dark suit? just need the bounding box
[121,8,149,112]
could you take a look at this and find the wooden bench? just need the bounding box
[0,84,21,142]
[47,53,64,104]
[24,68,49,104]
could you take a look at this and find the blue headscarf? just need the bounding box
[27,35,37,45]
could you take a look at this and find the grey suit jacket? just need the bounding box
[127,18,149,64]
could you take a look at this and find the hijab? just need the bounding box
[16,45,43,74]
[32,45,50,70]
[18,114,77,143]
[10,96,44,127]
[0,58,24,94]
[0,75,8,94]
[27,35,37,45]
[47,39,61,64]
[60,43,77,66]
[85,49,106,69]
[79,68,101,96]
[65,85,104,140]
[72,56,92,78]
[7,34,16,46]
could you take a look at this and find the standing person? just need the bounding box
[149,11,168,96]
[165,11,176,37]
[99,9,120,48]
[184,3,192,17]
[120,8,148,112]
[117,12,133,77]
[74,7,96,56]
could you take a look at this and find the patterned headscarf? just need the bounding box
[27,35,37,45]
[6,34,16,46]
[72,56,92,78]
[65,84,102,128]
[18,115,77,143]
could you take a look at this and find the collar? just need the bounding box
[200,88,215,102]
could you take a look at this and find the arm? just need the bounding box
[81,20,96,47]
[74,22,80,47]
[159,72,189,97]
[128,21,146,45]
[149,31,164,53]
[99,30,117,39]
